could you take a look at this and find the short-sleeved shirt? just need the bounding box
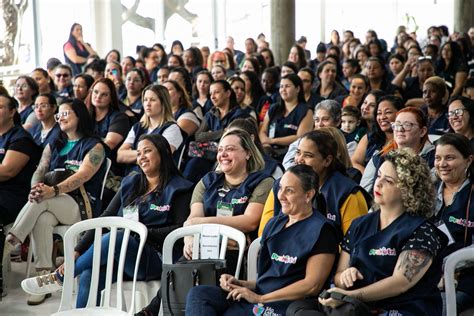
[124,123,183,150]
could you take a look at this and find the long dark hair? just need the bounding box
[211,80,239,109]
[85,78,119,119]
[124,134,181,205]
[0,94,20,125]
[241,71,265,105]
[272,73,305,120]
[301,130,347,176]
[372,94,404,146]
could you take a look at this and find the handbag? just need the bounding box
[187,141,218,161]
[161,259,226,316]
[321,291,373,316]
[43,169,93,221]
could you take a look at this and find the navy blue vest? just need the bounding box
[50,137,106,217]
[131,121,177,150]
[19,105,34,125]
[201,171,270,217]
[0,126,40,213]
[267,102,308,139]
[94,109,127,139]
[421,105,452,136]
[365,132,384,166]
[119,173,193,226]
[29,123,61,148]
[262,155,280,178]
[433,181,474,295]
[348,211,446,314]
[204,106,250,132]
[192,99,213,116]
[255,211,332,314]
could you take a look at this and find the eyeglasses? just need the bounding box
[54,110,71,122]
[447,108,465,118]
[33,103,51,110]
[418,55,432,61]
[55,73,70,78]
[92,90,110,98]
[390,122,419,131]
[15,84,29,90]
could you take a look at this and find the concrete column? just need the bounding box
[454,0,474,33]
[92,0,123,58]
[270,0,295,66]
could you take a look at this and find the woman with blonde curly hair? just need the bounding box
[290,149,448,316]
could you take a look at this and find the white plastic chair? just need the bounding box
[445,246,474,316]
[26,158,112,277]
[157,224,246,316]
[162,224,246,278]
[247,237,261,281]
[52,217,147,316]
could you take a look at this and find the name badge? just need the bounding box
[123,204,139,222]
[216,200,233,217]
[437,222,455,245]
[269,123,276,139]
[200,225,220,259]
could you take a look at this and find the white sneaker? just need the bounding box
[21,272,63,296]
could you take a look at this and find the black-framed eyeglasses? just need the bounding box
[390,122,419,131]
[447,108,465,118]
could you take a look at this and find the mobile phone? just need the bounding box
[319,290,330,299]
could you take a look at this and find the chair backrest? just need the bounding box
[247,237,261,281]
[162,224,246,279]
[445,246,474,316]
[57,217,147,314]
[100,158,112,200]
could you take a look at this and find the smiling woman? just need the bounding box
[183,129,273,270]
[5,99,106,305]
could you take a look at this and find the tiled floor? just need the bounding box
[0,261,63,315]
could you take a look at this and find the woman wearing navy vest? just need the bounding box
[315,149,447,316]
[361,105,435,195]
[433,134,474,313]
[186,165,338,315]
[183,129,274,267]
[192,70,214,120]
[14,75,39,130]
[260,130,369,242]
[120,68,146,122]
[183,80,250,183]
[0,94,40,228]
[117,84,183,175]
[86,78,130,173]
[28,93,61,148]
[259,73,313,162]
[20,134,193,309]
[63,23,97,76]
[5,99,106,305]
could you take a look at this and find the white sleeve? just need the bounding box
[162,124,183,149]
[124,127,136,145]
[360,156,376,194]
[177,112,201,128]
[282,138,299,170]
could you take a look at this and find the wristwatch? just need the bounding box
[53,185,60,197]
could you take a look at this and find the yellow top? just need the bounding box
[258,190,368,237]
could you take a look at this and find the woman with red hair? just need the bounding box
[361,103,435,194]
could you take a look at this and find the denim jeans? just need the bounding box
[185,285,250,316]
[74,230,162,308]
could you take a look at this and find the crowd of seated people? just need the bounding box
[1,21,474,315]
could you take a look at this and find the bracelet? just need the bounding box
[53,185,60,197]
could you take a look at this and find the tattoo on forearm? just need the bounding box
[31,146,52,185]
[397,249,431,282]
[88,146,104,167]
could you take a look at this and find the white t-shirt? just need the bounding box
[124,123,183,149]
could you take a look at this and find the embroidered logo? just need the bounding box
[449,216,474,228]
[231,196,249,204]
[252,304,281,316]
[369,247,397,256]
[283,124,298,130]
[271,252,297,264]
[388,310,402,316]
[150,204,170,212]
[0,148,4,155]
[327,213,336,221]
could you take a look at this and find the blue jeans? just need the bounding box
[185,285,253,316]
[74,230,162,308]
